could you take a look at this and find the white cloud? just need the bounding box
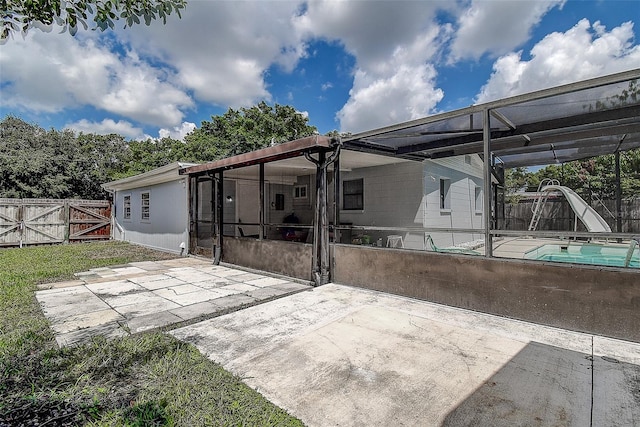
[122,1,307,108]
[449,0,565,62]
[0,31,193,126]
[321,82,333,91]
[294,0,446,69]
[159,122,196,141]
[338,64,444,133]
[66,118,147,139]
[294,1,450,132]
[476,19,640,103]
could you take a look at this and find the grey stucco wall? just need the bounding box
[223,238,313,281]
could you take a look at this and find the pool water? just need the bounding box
[525,243,639,268]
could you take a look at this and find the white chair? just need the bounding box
[386,235,404,248]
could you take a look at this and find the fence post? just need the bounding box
[64,199,70,244]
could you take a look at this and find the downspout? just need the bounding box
[104,188,123,241]
[305,138,341,286]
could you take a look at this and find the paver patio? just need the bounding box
[36,257,311,347]
[35,257,640,425]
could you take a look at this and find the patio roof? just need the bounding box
[180,135,335,176]
[343,69,640,168]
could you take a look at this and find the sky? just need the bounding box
[1,0,639,141]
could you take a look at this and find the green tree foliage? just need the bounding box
[0,116,128,199]
[1,0,186,42]
[504,148,640,202]
[114,102,318,178]
[185,102,318,159]
[1,103,318,197]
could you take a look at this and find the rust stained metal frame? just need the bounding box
[180,135,333,176]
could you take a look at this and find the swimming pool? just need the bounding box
[525,242,639,268]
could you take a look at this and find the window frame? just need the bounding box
[123,194,131,220]
[141,191,150,221]
[342,178,364,211]
[439,178,451,211]
[293,185,308,200]
[475,185,483,214]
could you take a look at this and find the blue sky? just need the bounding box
[1,0,638,141]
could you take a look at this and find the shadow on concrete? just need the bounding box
[442,341,640,426]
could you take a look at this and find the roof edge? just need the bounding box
[181,135,333,175]
[102,161,198,191]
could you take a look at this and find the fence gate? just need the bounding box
[0,198,22,246]
[0,199,111,247]
[22,199,66,245]
[69,200,111,241]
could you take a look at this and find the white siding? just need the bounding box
[113,179,189,254]
[423,159,484,248]
[339,156,484,250]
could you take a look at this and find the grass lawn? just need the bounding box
[0,241,304,426]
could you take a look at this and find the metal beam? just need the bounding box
[394,105,640,156]
[344,69,639,142]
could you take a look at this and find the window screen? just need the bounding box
[343,178,364,210]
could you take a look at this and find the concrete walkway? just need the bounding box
[37,258,640,425]
[36,257,310,347]
[171,283,640,427]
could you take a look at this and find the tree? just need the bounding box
[0,116,128,199]
[184,102,318,159]
[1,0,186,42]
[115,136,187,179]
[503,148,640,202]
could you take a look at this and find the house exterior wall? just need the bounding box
[423,156,484,247]
[338,155,484,249]
[113,179,189,254]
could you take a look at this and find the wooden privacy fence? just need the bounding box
[503,198,640,233]
[0,199,111,247]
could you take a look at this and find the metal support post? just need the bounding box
[259,163,265,240]
[483,108,493,257]
[213,171,224,265]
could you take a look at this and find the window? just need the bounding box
[141,192,150,220]
[440,178,451,210]
[123,195,131,220]
[475,186,483,212]
[343,178,364,210]
[293,185,307,199]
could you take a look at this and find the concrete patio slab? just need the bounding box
[55,320,128,347]
[169,300,221,322]
[127,311,184,333]
[208,294,257,310]
[85,280,145,296]
[219,283,259,293]
[245,287,289,300]
[172,283,640,427]
[37,279,85,290]
[128,261,172,271]
[152,288,222,306]
[136,277,188,290]
[36,258,312,347]
[245,277,290,288]
[49,308,125,335]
